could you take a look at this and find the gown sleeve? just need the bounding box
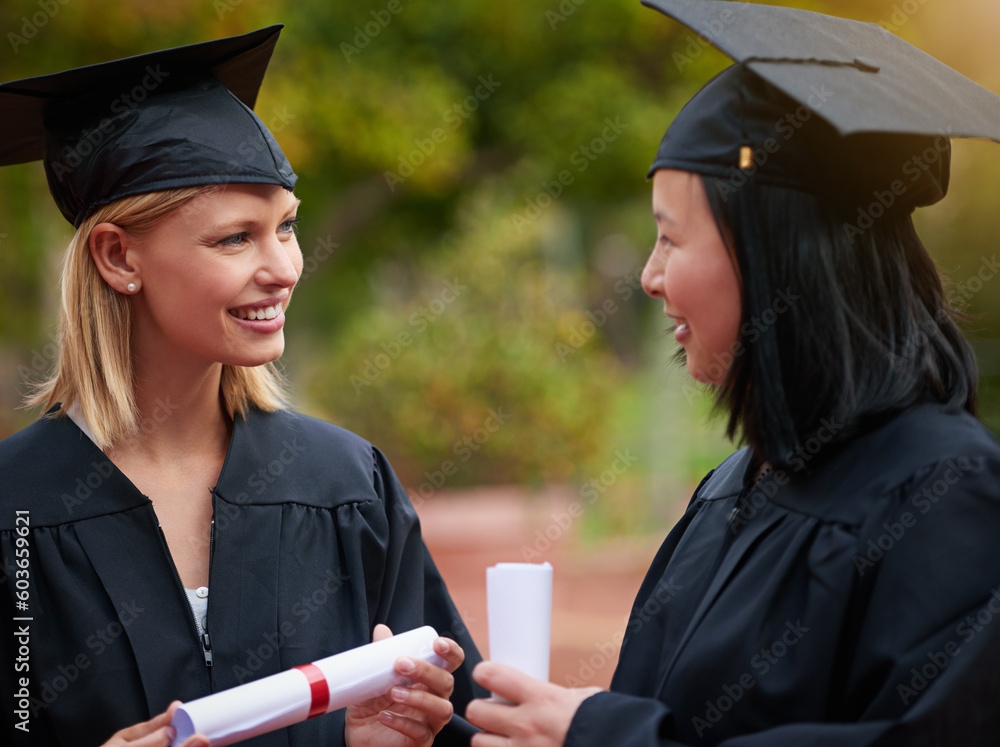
[1,542,62,747]
[368,445,487,744]
[565,455,1000,747]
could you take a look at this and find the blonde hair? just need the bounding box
[26,187,290,449]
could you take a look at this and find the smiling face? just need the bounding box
[126,183,303,371]
[642,169,742,385]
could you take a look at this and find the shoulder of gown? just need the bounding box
[567,404,1000,747]
[0,407,403,526]
[213,407,377,503]
[698,403,1000,528]
[0,411,144,528]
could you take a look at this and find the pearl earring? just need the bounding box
[126,282,137,293]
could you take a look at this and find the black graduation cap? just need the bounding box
[643,0,1000,209]
[0,25,297,227]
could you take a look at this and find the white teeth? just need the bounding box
[676,323,689,333]
[231,303,282,321]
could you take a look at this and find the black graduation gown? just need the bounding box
[0,407,485,746]
[566,403,1000,746]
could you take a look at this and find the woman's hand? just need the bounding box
[345,624,465,747]
[466,662,603,747]
[100,701,209,747]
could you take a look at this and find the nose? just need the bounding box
[257,234,302,289]
[641,249,665,299]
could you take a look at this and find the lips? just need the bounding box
[666,312,688,332]
[669,315,691,342]
[228,298,287,321]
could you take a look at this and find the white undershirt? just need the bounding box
[184,587,210,637]
[65,403,210,639]
[65,402,99,446]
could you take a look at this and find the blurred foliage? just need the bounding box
[299,189,630,486]
[2,0,999,524]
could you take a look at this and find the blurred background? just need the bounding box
[2,0,998,687]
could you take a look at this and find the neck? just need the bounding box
[745,453,774,488]
[119,354,232,464]
[753,460,773,484]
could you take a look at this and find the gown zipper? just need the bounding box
[204,499,216,672]
[153,495,216,688]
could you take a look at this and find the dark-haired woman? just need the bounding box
[464,3,1000,745]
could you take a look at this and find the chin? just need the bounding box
[225,346,285,368]
[244,356,281,367]
[687,358,709,383]
[689,365,726,387]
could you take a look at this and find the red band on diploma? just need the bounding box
[294,663,330,719]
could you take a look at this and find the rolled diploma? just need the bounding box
[487,562,552,684]
[171,625,444,746]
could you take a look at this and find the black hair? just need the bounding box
[699,174,978,471]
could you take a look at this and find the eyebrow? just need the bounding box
[207,197,301,234]
[654,209,677,227]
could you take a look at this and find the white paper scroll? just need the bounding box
[486,562,553,684]
[170,626,445,746]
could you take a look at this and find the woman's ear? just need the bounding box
[89,222,141,294]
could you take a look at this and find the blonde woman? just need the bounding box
[0,27,479,747]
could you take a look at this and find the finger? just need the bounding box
[396,655,455,697]
[388,685,455,725]
[165,702,210,747]
[472,661,544,704]
[433,636,465,673]
[108,707,173,741]
[373,623,393,642]
[465,697,519,736]
[471,734,516,747]
[110,704,208,747]
[113,725,178,747]
[164,701,183,720]
[376,709,435,743]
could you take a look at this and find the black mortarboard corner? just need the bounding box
[0,26,297,227]
[643,0,1000,210]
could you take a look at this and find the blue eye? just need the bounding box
[280,218,302,234]
[220,232,249,247]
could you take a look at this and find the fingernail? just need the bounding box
[391,686,409,702]
[397,656,415,674]
[165,725,177,740]
[378,710,394,725]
